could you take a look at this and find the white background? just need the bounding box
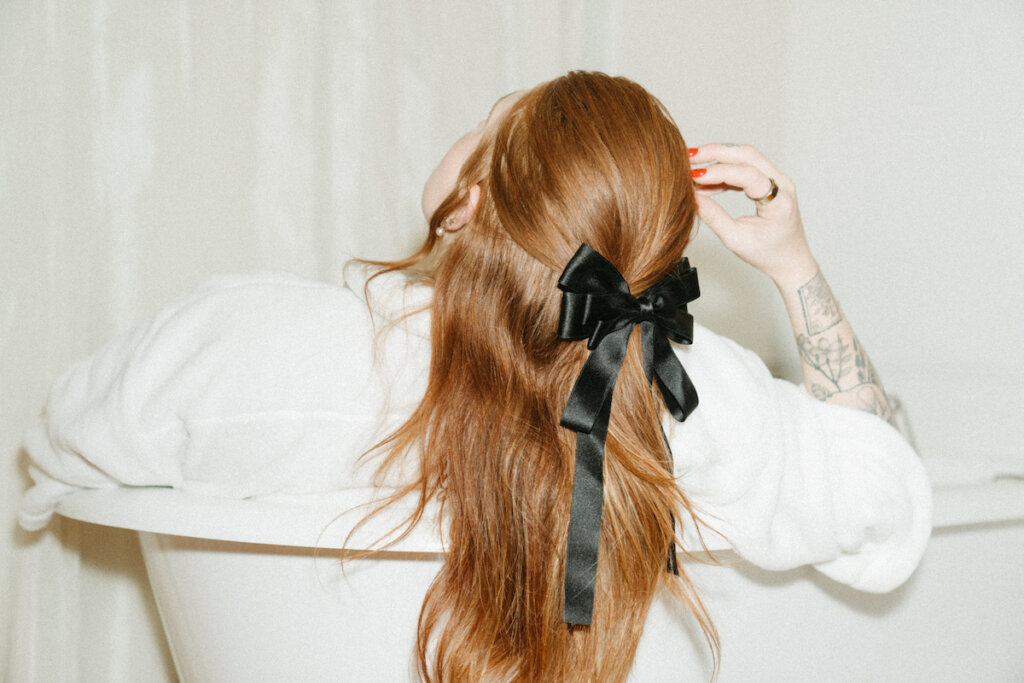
[2,1,1021,679]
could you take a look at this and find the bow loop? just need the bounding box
[558,291,641,349]
[556,243,701,625]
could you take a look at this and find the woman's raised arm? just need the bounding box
[690,143,895,426]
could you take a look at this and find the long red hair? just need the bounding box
[358,71,718,681]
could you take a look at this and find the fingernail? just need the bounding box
[690,168,706,178]
[687,148,699,157]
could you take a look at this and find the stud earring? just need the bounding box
[436,214,457,237]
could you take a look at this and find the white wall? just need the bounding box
[779,1,1024,461]
[2,1,1021,680]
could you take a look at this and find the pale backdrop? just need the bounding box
[2,1,1022,680]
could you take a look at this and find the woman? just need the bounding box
[20,72,929,681]
[354,71,927,679]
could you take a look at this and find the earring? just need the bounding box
[436,214,457,237]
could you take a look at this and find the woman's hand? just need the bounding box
[690,143,897,426]
[690,144,817,290]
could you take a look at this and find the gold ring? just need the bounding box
[754,177,779,206]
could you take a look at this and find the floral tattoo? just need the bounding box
[795,271,895,426]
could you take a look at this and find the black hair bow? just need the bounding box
[557,243,700,625]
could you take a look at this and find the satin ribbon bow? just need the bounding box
[557,243,700,625]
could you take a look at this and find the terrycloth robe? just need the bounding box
[20,266,931,592]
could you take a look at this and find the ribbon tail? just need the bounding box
[667,517,679,575]
[560,326,632,433]
[562,393,611,625]
[638,325,691,579]
[651,331,698,421]
[653,418,679,576]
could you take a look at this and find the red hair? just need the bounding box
[358,71,718,681]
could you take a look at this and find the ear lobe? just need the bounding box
[446,184,481,232]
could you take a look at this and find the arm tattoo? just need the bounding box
[796,334,854,398]
[794,271,896,427]
[798,270,842,335]
[852,337,882,387]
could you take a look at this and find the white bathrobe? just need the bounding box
[19,265,931,593]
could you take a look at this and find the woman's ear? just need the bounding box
[445,184,481,232]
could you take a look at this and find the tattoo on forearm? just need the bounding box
[852,337,881,387]
[798,270,841,335]
[797,334,853,398]
[849,384,894,423]
[794,271,896,427]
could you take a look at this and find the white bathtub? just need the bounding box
[55,473,1024,682]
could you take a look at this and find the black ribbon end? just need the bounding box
[562,605,593,626]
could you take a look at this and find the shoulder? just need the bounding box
[29,270,432,508]
[671,322,911,471]
[45,270,414,432]
[671,323,779,444]
[154,271,366,339]
[149,266,433,349]
[113,272,372,396]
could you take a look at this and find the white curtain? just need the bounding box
[3,1,1021,680]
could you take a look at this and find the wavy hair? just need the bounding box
[358,71,718,681]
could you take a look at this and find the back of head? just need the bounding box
[437,70,695,292]
[368,72,713,681]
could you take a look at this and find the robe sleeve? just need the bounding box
[670,325,931,592]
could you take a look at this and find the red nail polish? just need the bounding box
[690,168,706,178]
[687,148,698,157]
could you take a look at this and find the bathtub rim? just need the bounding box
[49,479,1024,552]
